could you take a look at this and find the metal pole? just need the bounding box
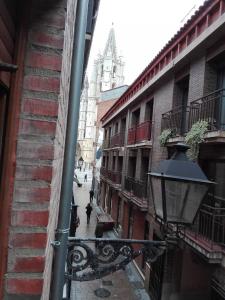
[51,0,89,299]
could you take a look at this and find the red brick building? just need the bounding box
[0,0,99,299]
[100,1,225,299]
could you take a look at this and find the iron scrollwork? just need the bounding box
[66,237,166,281]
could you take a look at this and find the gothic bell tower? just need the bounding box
[89,27,125,98]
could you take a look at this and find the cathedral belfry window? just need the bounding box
[113,65,116,78]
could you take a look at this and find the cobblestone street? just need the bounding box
[71,169,150,300]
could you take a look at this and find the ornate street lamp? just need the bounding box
[58,143,213,284]
[149,143,213,224]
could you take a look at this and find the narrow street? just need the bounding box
[71,169,150,300]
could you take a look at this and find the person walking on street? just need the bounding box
[85,203,92,224]
[89,190,94,202]
[84,174,87,182]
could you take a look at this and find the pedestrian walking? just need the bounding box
[89,190,94,202]
[85,203,92,224]
[84,174,87,182]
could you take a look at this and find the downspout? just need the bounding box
[50,0,89,299]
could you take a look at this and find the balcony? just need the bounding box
[100,167,108,177]
[183,199,225,262]
[161,89,225,140]
[191,202,225,246]
[161,105,189,136]
[108,170,122,184]
[127,121,151,145]
[189,89,225,131]
[102,139,110,149]
[124,176,148,210]
[110,131,125,147]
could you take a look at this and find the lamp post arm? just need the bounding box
[66,237,167,282]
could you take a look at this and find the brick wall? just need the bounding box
[4,1,77,299]
[188,56,206,104]
[150,80,174,169]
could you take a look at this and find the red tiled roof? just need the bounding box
[101,0,225,124]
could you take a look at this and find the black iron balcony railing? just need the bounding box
[161,105,190,136]
[100,166,108,177]
[128,121,152,145]
[102,138,110,149]
[108,170,122,184]
[124,176,147,199]
[189,198,225,248]
[189,89,225,130]
[161,89,225,137]
[110,131,125,147]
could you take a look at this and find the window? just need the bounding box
[173,75,190,134]
[112,156,116,171]
[145,100,153,121]
[115,122,118,134]
[116,197,122,229]
[113,65,116,78]
[130,108,140,127]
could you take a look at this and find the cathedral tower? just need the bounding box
[77,27,125,167]
[89,27,125,98]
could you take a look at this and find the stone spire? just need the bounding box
[103,27,117,60]
[89,27,125,95]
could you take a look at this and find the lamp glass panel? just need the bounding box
[182,183,209,223]
[151,176,163,219]
[164,179,209,224]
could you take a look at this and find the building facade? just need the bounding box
[0,0,99,299]
[100,1,225,299]
[77,27,125,167]
[94,85,128,203]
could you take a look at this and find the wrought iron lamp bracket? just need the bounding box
[66,237,168,282]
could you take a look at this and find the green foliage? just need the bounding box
[159,129,173,147]
[185,121,208,160]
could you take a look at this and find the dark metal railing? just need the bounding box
[102,138,110,149]
[161,105,189,135]
[128,127,136,145]
[161,89,225,137]
[108,170,122,184]
[100,167,108,177]
[136,121,151,142]
[124,176,147,199]
[128,121,152,145]
[190,198,225,247]
[110,131,125,147]
[66,237,166,282]
[189,89,225,130]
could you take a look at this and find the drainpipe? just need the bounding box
[50,0,89,299]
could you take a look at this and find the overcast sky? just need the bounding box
[87,0,205,85]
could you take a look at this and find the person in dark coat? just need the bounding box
[85,203,92,224]
[84,174,87,182]
[89,190,94,202]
